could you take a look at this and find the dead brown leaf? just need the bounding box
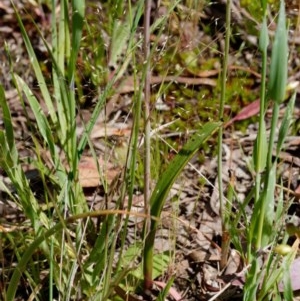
[78,156,120,188]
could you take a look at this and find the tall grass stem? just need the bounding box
[143,0,152,244]
[219,0,231,269]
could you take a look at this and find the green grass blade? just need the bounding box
[0,131,48,229]
[261,164,276,246]
[15,76,56,157]
[282,253,295,301]
[143,121,221,287]
[268,0,288,103]
[11,1,57,124]
[254,15,268,174]
[6,210,132,301]
[12,2,69,146]
[68,0,85,82]
[253,118,267,173]
[6,224,61,301]
[58,0,70,70]
[259,17,269,53]
[276,92,296,155]
[150,121,221,218]
[261,0,268,16]
[52,0,68,143]
[77,83,114,155]
[157,276,175,301]
[0,131,15,171]
[243,258,260,301]
[67,0,85,172]
[0,85,15,151]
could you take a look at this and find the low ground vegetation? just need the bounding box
[0,1,300,300]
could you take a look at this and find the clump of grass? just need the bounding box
[220,0,297,300]
[1,0,145,299]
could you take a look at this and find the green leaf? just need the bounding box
[153,252,170,279]
[157,276,175,301]
[261,163,276,247]
[143,121,221,285]
[253,118,267,173]
[0,84,15,151]
[109,20,131,68]
[275,180,284,221]
[117,243,142,270]
[276,92,296,155]
[129,251,170,281]
[0,131,14,169]
[260,0,268,15]
[268,0,288,103]
[11,1,57,124]
[259,17,269,53]
[68,0,85,81]
[243,258,260,301]
[150,121,221,220]
[15,76,56,157]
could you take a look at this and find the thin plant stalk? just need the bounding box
[255,102,280,249]
[143,0,152,290]
[143,0,152,243]
[115,0,144,272]
[249,15,269,258]
[219,0,231,270]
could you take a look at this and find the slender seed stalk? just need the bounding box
[143,0,153,290]
[256,101,280,249]
[219,0,231,270]
[143,0,152,238]
[252,17,269,254]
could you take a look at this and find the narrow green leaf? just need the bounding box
[150,121,221,220]
[268,0,288,103]
[275,180,284,221]
[34,29,71,146]
[109,16,132,68]
[153,253,170,279]
[118,243,142,270]
[57,0,69,70]
[243,258,260,301]
[68,0,85,81]
[261,0,268,15]
[259,17,269,53]
[0,131,14,168]
[253,118,267,173]
[259,263,282,300]
[52,0,68,144]
[157,276,175,301]
[77,85,114,155]
[15,76,55,157]
[11,1,57,124]
[0,85,15,151]
[261,163,276,247]
[282,252,297,301]
[276,92,296,155]
[143,121,221,286]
